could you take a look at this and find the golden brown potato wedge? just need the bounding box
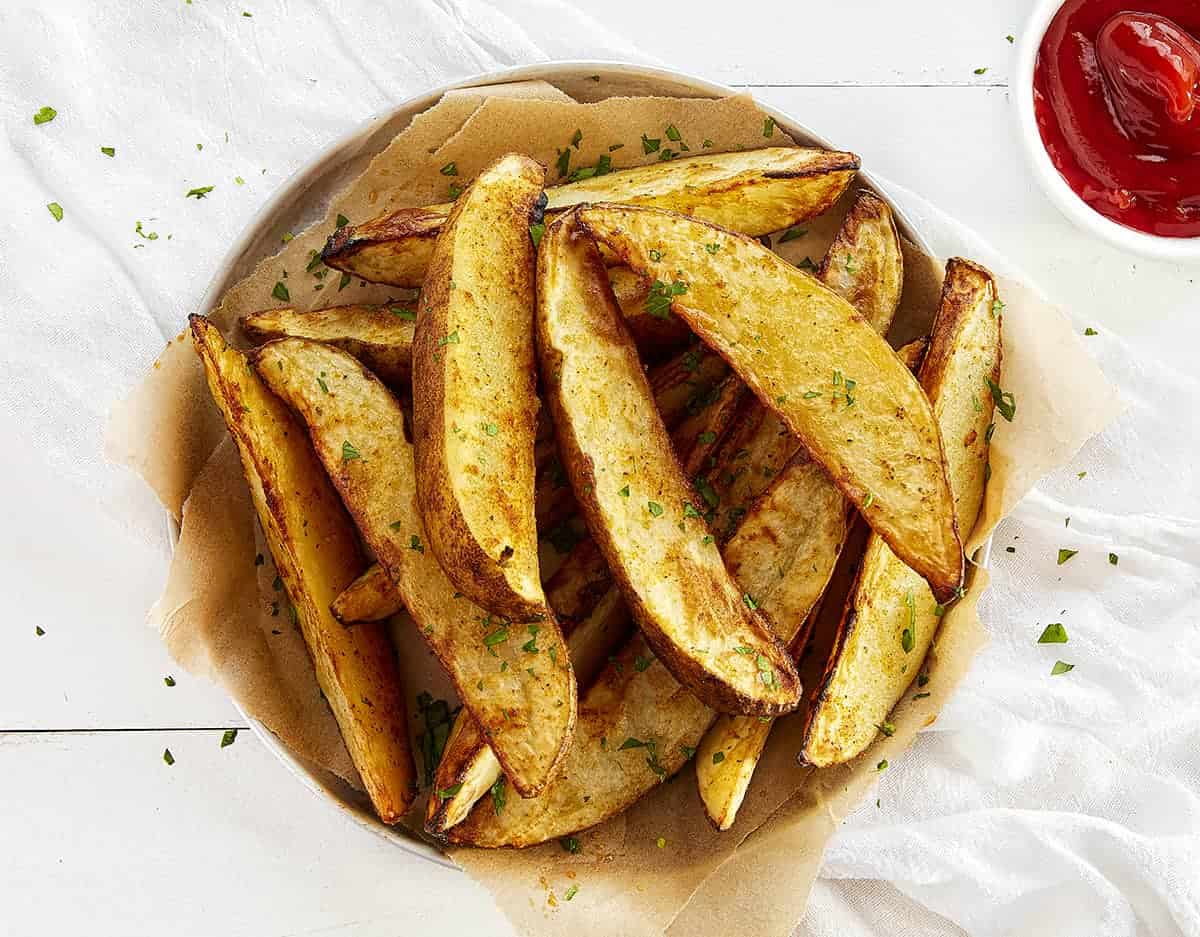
[426,377,744,835]
[412,153,548,621]
[330,563,398,624]
[254,338,575,798]
[536,214,800,717]
[799,258,1001,767]
[695,336,930,832]
[188,316,416,823]
[577,203,964,602]
[817,191,905,335]
[322,147,859,288]
[241,304,416,385]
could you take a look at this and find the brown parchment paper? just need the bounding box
[107,79,1123,937]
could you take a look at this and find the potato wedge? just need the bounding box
[799,258,1001,767]
[696,338,929,831]
[322,147,859,288]
[577,203,964,602]
[816,191,905,335]
[412,153,548,621]
[241,304,416,385]
[188,316,415,823]
[331,342,730,626]
[254,338,575,798]
[537,214,800,716]
[426,377,743,834]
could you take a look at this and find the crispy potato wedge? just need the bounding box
[188,317,415,823]
[696,336,930,832]
[577,203,964,602]
[322,147,859,288]
[241,304,416,385]
[426,377,743,834]
[799,258,1001,767]
[412,153,548,621]
[254,338,575,797]
[330,563,398,623]
[816,191,905,335]
[536,215,800,716]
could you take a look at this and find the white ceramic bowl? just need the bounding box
[1013,0,1200,262]
[193,60,940,866]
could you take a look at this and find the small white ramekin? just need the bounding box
[1013,0,1200,262]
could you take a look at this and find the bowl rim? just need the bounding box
[1012,0,1200,262]
[188,58,951,867]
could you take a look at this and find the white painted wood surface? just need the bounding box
[3,1,1195,935]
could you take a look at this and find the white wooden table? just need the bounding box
[3,2,1194,935]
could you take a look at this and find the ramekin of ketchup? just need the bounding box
[1015,0,1200,259]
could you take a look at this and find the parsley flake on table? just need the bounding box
[439,162,458,176]
[1038,622,1068,644]
[641,133,661,154]
[974,67,989,75]
[564,884,579,901]
[34,106,57,125]
[1051,660,1074,675]
[186,185,214,199]
[163,748,175,766]
[272,281,290,302]
[877,759,888,771]
[1085,327,1099,336]
[101,146,115,157]
[47,203,64,222]
[35,626,45,637]
[1057,548,1078,565]
[220,729,238,748]
[164,675,176,687]
[778,225,808,243]
[560,835,580,854]
[1109,552,1120,565]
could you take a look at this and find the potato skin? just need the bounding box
[412,153,548,622]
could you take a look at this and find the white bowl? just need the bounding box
[192,60,940,866]
[1013,0,1200,262]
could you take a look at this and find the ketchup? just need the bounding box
[1034,0,1200,237]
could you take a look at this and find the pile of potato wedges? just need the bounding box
[193,143,1002,844]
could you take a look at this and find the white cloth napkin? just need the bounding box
[1,3,1195,936]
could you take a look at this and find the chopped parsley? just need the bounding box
[34,106,58,125]
[991,299,1005,317]
[634,655,652,673]
[47,202,63,222]
[341,440,361,462]
[490,775,507,815]
[220,729,238,748]
[1051,660,1074,676]
[529,222,545,248]
[778,226,808,243]
[712,751,725,765]
[409,535,424,554]
[163,748,175,766]
[974,67,989,75]
[482,421,499,437]
[647,501,664,517]
[272,281,290,302]
[743,592,759,611]
[570,128,583,149]
[1085,327,1099,336]
[876,721,896,737]
[901,589,916,652]
[985,377,1016,421]
[35,626,45,637]
[1057,548,1077,565]
[705,242,720,254]
[439,162,458,176]
[316,374,330,394]
[555,148,571,179]
[338,272,351,292]
[448,182,463,199]
[336,214,350,228]
[1109,552,1119,565]
[1038,623,1068,644]
[645,279,688,319]
[101,146,115,157]
[762,116,775,137]
[560,836,580,854]
[164,675,176,687]
[618,485,630,498]
[438,330,460,346]
[186,185,215,199]
[877,759,888,771]
[437,783,463,800]
[564,884,579,901]
[483,627,510,647]
[641,133,661,154]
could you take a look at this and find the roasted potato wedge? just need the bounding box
[188,316,415,823]
[799,259,1001,767]
[536,214,800,716]
[816,191,905,335]
[695,336,931,832]
[254,338,575,798]
[322,147,859,288]
[426,376,743,834]
[577,203,964,602]
[412,153,548,621]
[330,563,399,624]
[241,304,416,385]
